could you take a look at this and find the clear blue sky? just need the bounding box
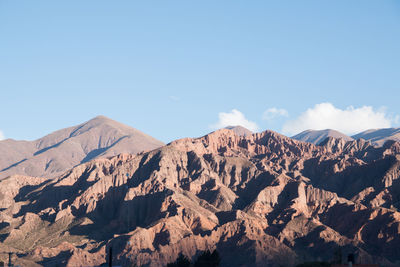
[1,1,399,142]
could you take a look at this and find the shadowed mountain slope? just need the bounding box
[1,129,400,266]
[0,116,164,179]
[292,129,354,145]
[352,128,400,146]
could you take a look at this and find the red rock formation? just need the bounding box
[0,129,399,266]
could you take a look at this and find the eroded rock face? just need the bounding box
[1,129,400,266]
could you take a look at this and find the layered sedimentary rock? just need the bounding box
[1,129,400,266]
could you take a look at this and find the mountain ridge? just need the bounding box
[2,118,400,179]
[292,127,400,147]
[352,127,400,146]
[0,116,164,179]
[292,129,354,144]
[1,127,400,266]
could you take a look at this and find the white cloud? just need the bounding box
[282,102,394,136]
[211,109,259,132]
[0,130,4,140]
[263,108,289,121]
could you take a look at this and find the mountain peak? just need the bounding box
[92,114,109,120]
[83,115,128,128]
[88,114,114,123]
[292,129,353,144]
[224,125,253,136]
[0,117,164,179]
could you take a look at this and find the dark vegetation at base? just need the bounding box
[296,262,331,267]
[167,250,221,267]
[167,254,191,267]
[166,249,355,267]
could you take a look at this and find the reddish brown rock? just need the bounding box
[0,129,400,266]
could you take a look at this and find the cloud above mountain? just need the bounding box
[0,130,4,140]
[262,108,289,121]
[282,103,395,136]
[211,109,259,132]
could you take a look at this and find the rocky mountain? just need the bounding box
[0,116,164,179]
[1,129,400,266]
[352,128,400,146]
[292,129,354,144]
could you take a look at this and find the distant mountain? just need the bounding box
[0,116,164,179]
[292,129,353,144]
[352,128,400,146]
[224,125,253,136]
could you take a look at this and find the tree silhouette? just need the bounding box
[167,253,191,267]
[332,247,342,264]
[296,262,330,267]
[194,250,220,267]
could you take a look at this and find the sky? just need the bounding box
[1,1,400,143]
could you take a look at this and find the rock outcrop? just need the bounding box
[1,129,400,266]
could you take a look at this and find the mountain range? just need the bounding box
[1,118,400,266]
[292,128,400,146]
[352,128,400,146]
[1,117,399,180]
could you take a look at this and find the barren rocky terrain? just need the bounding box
[0,116,164,179]
[1,128,400,266]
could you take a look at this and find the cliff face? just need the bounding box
[1,129,400,266]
